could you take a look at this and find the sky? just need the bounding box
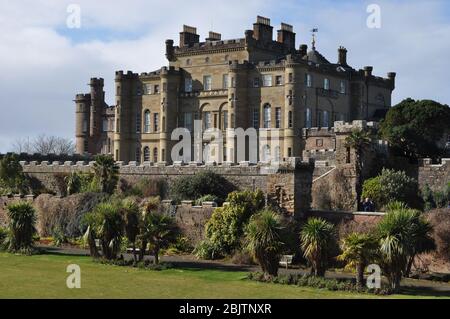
[0,0,449,152]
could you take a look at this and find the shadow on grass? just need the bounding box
[399,286,450,297]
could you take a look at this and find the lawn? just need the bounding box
[0,252,447,299]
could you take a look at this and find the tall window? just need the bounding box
[288,111,293,128]
[143,147,150,162]
[185,78,192,92]
[154,85,160,94]
[253,77,260,87]
[305,73,312,87]
[252,108,259,129]
[203,75,212,91]
[275,75,283,86]
[222,111,228,129]
[324,78,330,90]
[263,104,271,128]
[116,119,120,133]
[262,145,271,162]
[305,108,312,128]
[222,74,229,89]
[262,75,272,87]
[102,119,108,132]
[82,119,88,133]
[340,81,346,94]
[136,112,141,133]
[322,110,329,127]
[203,112,212,129]
[274,146,281,162]
[153,147,158,163]
[184,112,193,132]
[288,73,293,83]
[143,84,151,95]
[275,107,282,128]
[153,113,159,132]
[144,110,151,133]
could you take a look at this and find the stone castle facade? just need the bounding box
[75,16,396,163]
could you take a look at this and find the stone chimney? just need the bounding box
[299,44,308,57]
[179,25,200,47]
[206,31,221,42]
[338,46,348,66]
[277,23,296,51]
[364,66,373,77]
[165,39,175,61]
[253,16,273,44]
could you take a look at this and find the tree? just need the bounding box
[361,169,419,210]
[140,211,179,264]
[0,153,26,194]
[245,210,284,277]
[344,129,372,204]
[380,98,450,159]
[92,155,119,194]
[12,135,75,155]
[121,198,140,264]
[6,202,37,254]
[300,218,335,277]
[83,202,124,260]
[376,203,434,291]
[337,233,379,287]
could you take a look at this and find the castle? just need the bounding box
[75,16,396,163]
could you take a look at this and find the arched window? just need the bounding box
[263,104,271,128]
[143,147,150,162]
[153,147,158,163]
[144,110,151,133]
[262,145,271,162]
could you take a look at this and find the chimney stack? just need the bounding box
[364,66,373,77]
[299,44,308,57]
[206,31,221,42]
[179,25,200,47]
[338,46,348,66]
[387,72,396,89]
[277,23,296,51]
[253,16,273,44]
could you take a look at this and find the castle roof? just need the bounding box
[305,49,330,65]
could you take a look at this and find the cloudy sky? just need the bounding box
[0,0,449,152]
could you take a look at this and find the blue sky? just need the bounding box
[0,0,449,152]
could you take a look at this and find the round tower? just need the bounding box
[75,93,90,154]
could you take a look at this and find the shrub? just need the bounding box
[6,201,37,254]
[362,169,419,210]
[0,226,7,250]
[195,194,219,206]
[171,170,234,204]
[0,154,27,195]
[193,239,222,260]
[199,190,265,259]
[426,209,450,261]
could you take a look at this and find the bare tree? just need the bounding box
[11,135,75,155]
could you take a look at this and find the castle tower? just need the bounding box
[74,93,90,154]
[284,56,296,158]
[88,78,105,154]
[159,66,180,163]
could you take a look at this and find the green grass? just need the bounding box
[0,252,447,299]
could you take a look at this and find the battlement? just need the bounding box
[334,120,379,133]
[115,70,139,81]
[419,158,450,167]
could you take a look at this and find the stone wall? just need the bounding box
[306,210,385,225]
[418,158,450,192]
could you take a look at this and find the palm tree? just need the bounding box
[345,129,372,207]
[300,218,335,277]
[92,155,119,194]
[6,201,37,253]
[337,233,379,287]
[140,212,179,264]
[84,202,124,260]
[245,210,284,277]
[65,172,81,195]
[377,204,434,291]
[122,198,140,263]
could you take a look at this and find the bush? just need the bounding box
[362,169,419,210]
[171,171,234,204]
[427,209,450,261]
[6,201,37,254]
[198,190,265,259]
[0,226,7,250]
[195,194,219,206]
[0,154,27,195]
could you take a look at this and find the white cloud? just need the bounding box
[0,0,448,153]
